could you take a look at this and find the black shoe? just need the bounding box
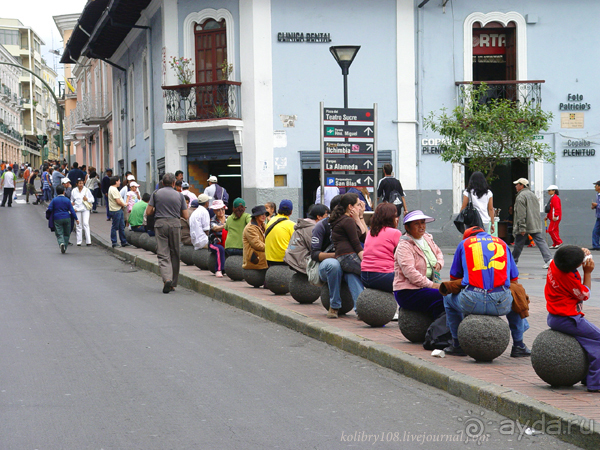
[106,218,111,221]
[112,244,120,248]
[510,344,531,357]
[590,248,600,251]
[163,280,172,294]
[587,388,599,393]
[60,243,66,254]
[444,345,466,356]
[121,243,131,247]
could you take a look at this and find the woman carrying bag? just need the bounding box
[460,171,493,233]
[71,178,94,246]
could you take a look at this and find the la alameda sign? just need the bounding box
[320,104,377,189]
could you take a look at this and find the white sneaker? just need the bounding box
[392,310,399,321]
[543,260,552,269]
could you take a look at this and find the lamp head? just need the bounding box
[329,46,361,75]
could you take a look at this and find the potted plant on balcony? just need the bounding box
[169,56,194,98]
[218,59,234,104]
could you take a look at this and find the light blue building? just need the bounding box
[61,0,597,245]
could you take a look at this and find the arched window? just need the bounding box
[194,19,227,83]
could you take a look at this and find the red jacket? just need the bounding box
[546,194,561,221]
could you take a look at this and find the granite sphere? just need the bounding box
[224,255,244,281]
[180,245,195,265]
[398,309,433,342]
[128,230,142,247]
[265,265,293,295]
[457,315,510,362]
[244,269,267,288]
[192,248,210,270]
[356,289,397,327]
[289,272,321,304]
[138,232,151,251]
[531,329,589,387]
[320,282,354,315]
[208,253,218,274]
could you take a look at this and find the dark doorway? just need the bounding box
[302,169,320,218]
[187,158,241,211]
[465,159,528,222]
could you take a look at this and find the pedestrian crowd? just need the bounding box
[10,160,600,393]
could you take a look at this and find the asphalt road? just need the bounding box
[0,199,580,449]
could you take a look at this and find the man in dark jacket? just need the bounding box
[67,162,86,185]
[101,168,113,221]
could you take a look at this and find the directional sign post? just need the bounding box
[320,103,378,197]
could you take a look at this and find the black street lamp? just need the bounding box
[329,45,361,108]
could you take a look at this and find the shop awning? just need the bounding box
[61,0,152,65]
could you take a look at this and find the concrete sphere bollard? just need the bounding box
[180,245,195,265]
[321,282,354,315]
[138,232,151,251]
[124,228,134,245]
[208,253,218,274]
[356,289,397,327]
[128,230,142,248]
[192,248,210,270]
[144,235,158,253]
[398,309,433,342]
[243,269,267,288]
[531,329,589,387]
[457,315,510,362]
[224,255,244,281]
[289,272,321,304]
[265,265,293,295]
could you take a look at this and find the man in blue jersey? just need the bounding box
[443,226,530,358]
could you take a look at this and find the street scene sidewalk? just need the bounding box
[76,206,600,448]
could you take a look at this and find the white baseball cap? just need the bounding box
[61,178,71,184]
[207,175,218,183]
[130,182,140,187]
[127,174,135,181]
[546,185,558,191]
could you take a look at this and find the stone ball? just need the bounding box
[531,329,589,387]
[457,315,510,362]
[398,309,433,343]
[208,253,218,274]
[123,228,134,245]
[180,245,195,266]
[243,269,267,288]
[145,235,158,253]
[138,232,150,251]
[128,230,142,248]
[265,265,293,295]
[224,255,244,281]
[192,248,210,270]
[356,289,397,327]
[289,272,321,304]
[321,282,354,315]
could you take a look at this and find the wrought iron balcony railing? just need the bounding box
[0,123,23,142]
[162,80,242,122]
[455,80,545,108]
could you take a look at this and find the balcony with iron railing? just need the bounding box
[80,93,111,125]
[455,80,545,108]
[0,123,23,142]
[162,81,242,122]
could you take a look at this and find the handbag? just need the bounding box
[453,191,483,233]
[544,200,551,214]
[83,200,93,211]
[306,259,324,287]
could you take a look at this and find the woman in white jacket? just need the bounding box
[71,178,93,246]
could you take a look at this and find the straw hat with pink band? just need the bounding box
[211,199,226,210]
[403,210,435,225]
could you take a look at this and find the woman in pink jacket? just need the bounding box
[393,210,445,318]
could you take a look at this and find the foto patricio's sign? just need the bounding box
[277,32,331,43]
[559,94,590,111]
[563,139,596,157]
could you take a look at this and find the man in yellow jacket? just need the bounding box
[265,199,296,266]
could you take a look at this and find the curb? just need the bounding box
[91,232,599,449]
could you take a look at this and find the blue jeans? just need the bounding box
[318,258,364,309]
[593,218,600,249]
[361,271,394,293]
[394,288,445,318]
[443,287,527,344]
[43,187,52,202]
[110,209,127,245]
[225,248,243,257]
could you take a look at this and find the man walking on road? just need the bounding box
[145,173,189,294]
[101,168,113,221]
[0,165,16,207]
[108,176,130,248]
[511,178,552,268]
[377,163,407,217]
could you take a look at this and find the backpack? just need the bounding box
[389,189,403,216]
[215,184,229,206]
[422,312,452,351]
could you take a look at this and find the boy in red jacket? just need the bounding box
[545,245,600,392]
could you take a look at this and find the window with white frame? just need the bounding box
[142,50,149,137]
[127,65,135,147]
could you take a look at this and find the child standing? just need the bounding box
[545,245,600,392]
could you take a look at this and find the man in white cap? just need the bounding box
[204,175,228,208]
[189,193,211,250]
[61,176,73,200]
[512,178,552,268]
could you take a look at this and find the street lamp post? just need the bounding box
[329,46,361,108]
